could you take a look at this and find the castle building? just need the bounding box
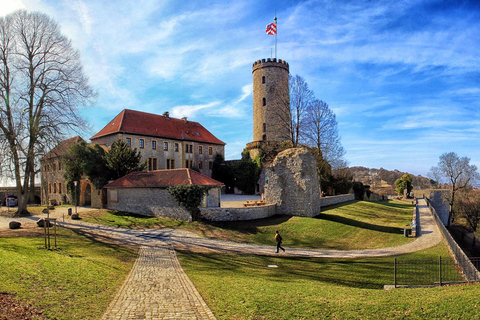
[90,109,225,177]
[40,109,225,207]
[40,136,103,207]
[247,58,290,158]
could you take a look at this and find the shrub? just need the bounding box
[167,185,209,220]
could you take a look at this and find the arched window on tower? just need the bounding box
[262,97,266,106]
[263,123,266,132]
[262,134,267,141]
[262,76,266,84]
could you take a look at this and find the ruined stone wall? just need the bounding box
[265,147,321,217]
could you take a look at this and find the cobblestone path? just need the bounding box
[102,246,216,320]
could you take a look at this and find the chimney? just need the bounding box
[182,117,188,123]
[163,111,170,119]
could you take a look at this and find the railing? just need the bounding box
[425,197,480,282]
[394,257,465,287]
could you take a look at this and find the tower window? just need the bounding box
[262,134,267,141]
[263,123,266,132]
[262,97,266,106]
[262,76,266,84]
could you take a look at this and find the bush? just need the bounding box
[167,185,209,220]
[353,182,365,200]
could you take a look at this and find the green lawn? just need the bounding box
[179,244,480,319]
[0,227,137,319]
[82,200,414,250]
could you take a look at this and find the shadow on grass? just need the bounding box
[316,213,404,234]
[204,215,292,235]
[179,252,393,289]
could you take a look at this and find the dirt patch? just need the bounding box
[0,292,47,320]
[0,226,44,238]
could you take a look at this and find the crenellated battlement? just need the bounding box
[252,58,289,72]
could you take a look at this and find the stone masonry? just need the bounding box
[265,147,321,217]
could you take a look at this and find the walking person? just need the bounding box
[275,230,285,253]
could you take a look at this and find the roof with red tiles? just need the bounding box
[104,168,224,188]
[90,109,225,145]
[43,136,85,159]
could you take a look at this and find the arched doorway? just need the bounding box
[84,184,92,206]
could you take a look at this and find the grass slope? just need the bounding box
[0,228,136,319]
[179,244,480,319]
[82,200,414,250]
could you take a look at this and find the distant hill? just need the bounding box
[349,166,433,196]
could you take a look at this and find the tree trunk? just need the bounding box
[29,174,35,203]
[15,186,30,217]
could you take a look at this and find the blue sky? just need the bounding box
[2,0,480,177]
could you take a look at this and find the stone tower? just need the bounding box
[248,58,290,156]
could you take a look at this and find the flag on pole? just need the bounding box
[266,22,277,35]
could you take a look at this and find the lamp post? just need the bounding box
[73,181,78,215]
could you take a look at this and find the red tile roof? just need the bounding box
[43,136,85,159]
[104,168,224,188]
[90,109,225,145]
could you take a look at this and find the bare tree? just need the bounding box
[455,190,480,246]
[289,74,313,146]
[304,99,345,169]
[0,10,95,216]
[430,152,480,227]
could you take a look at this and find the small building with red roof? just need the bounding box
[90,109,225,178]
[104,168,224,221]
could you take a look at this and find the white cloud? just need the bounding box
[0,0,25,16]
[170,101,221,118]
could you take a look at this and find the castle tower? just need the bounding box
[250,58,290,150]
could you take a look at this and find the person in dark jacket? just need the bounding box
[275,230,285,253]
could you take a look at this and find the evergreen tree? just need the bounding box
[63,141,89,205]
[84,144,112,189]
[104,140,147,180]
[395,173,413,196]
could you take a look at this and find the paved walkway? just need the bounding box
[0,198,442,319]
[102,246,216,320]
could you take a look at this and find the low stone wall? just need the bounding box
[200,204,277,221]
[106,187,192,221]
[319,194,355,207]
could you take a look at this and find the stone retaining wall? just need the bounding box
[319,194,355,207]
[200,204,277,221]
[106,188,192,221]
[416,189,450,226]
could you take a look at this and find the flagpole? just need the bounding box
[274,15,277,59]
